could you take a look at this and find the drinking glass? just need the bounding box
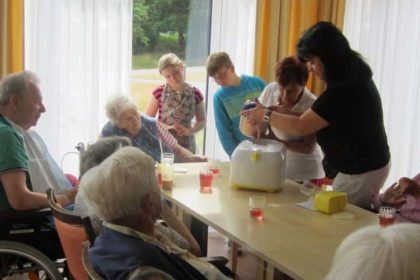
[379,206,397,227]
[199,169,213,193]
[161,153,174,190]
[208,158,221,176]
[249,196,266,220]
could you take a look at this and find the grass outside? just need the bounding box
[133,32,185,69]
[132,53,162,69]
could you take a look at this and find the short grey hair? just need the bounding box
[326,223,420,280]
[158,53,183,73]
[105,95,138,125]
[79,136,132,178]
[78,146,159,221]
[0,71,40,106]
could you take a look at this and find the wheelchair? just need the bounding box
[0,209,67,279]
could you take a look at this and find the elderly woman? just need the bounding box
[74,136,201,256]
[101,94,206,163]
[256,56,324,182]
[326,223,420,280]
[243,22,390,209]
[78,147,228,280]
[145,53,206,156]
[372,173,420,223]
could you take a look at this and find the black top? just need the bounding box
[311,78,390,174]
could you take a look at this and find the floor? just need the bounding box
[207,229,263,280]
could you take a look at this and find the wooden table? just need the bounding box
[162,162,377,280]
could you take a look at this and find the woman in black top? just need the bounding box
[243,22,390,209]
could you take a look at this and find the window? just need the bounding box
[131,0,212,155]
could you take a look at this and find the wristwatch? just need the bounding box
[263,109,273,125]
[263,109,272,135]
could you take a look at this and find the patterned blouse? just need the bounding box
[152,84,204,155]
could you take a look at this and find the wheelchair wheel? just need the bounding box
[0,240,62,280]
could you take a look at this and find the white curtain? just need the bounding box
[205,0,257,160]
[25,0,132,176]
[343,0,420,185]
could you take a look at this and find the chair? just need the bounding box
[82,241,104,280]
[47,188,96,280]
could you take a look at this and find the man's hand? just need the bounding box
[56,187,78,206]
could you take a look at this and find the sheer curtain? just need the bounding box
[343,0,420,184]
[205,0,257,160]
[25,0,132,176]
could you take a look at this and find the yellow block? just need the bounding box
[314,191,347,214]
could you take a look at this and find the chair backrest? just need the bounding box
[82,241,105,280]
[47,188,96,280]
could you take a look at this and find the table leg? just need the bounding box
[231,242,238,274]
[190,216,208,257]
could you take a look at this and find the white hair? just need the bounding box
[158,53,184,73]
[105,95,138,125]
[0,71,40,105]
[326,223,420,280]
[78,146,159,221]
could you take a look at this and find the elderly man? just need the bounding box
[101,95,206,163]
[0,71,76,212]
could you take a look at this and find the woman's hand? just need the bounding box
[172,124,190,136]
[397,177,420,197]
[380,182,407,208]
[240,99,266,127]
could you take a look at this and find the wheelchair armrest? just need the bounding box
[200,256,235,278]
[0,208,52,223]
[199,256,229,267]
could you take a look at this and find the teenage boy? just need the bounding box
[206,52,266,157]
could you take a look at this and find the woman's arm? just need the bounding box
[172,145,207,162]
[283,134,316,153]
[145,95,159,117]
[242,100,329,137]
[190,101,206,134]
[269,108,329,136]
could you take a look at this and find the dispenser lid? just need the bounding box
[237,139,285,153]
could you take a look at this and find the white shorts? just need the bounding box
[332,162,391,209]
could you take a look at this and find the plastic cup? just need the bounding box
[156,163,162,188]
[249,196,266,220]
[379,206,397,227]
[161,153,174,190]
[208,159,221,176]
[199,169,213,193]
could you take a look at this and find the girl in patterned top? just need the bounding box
[145,53,206,159]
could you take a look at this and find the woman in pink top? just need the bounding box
[373,173,420,223]
[145,53,206,158]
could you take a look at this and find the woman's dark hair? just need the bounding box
[275,56,309,87]
[297,21,372,85]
